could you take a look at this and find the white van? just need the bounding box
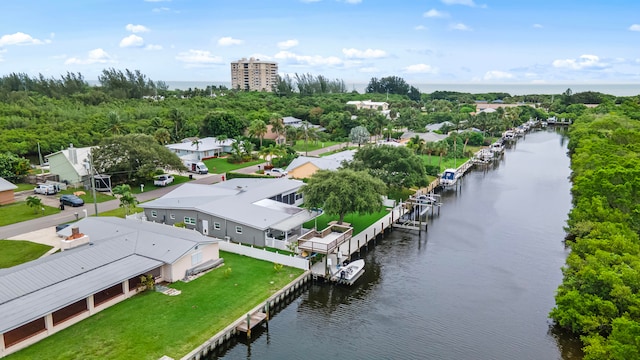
[34,184,57,195]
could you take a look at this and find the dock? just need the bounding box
[236,311,268,338]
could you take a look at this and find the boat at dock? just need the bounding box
[330,259,365,285]
[490,141,505,154]
[439,169,458,190]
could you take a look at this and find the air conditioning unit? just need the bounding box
[224,236,231,241]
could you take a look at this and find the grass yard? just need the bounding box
[203,157,265,174]
[13,183,35,192]
[97,206,144,218]
[0,202,60,226]
[0,240,52,268]
[319,146,356,157]
[7,251,304,360]
[292,141,341,154]
[303,207,390,236]
[421,155,470,172]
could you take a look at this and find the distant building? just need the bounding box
[230,57,278,92]
[285,150,356,179]
[45,144,93,188]
[346,100,389,111]
[0,177,17,205]
[165,137,236,160]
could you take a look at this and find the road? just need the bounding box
[0,143,349,239]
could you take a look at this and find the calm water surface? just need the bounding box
[214,129,583,360]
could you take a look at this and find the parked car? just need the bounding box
[34,184,57,195]
[154,174,174,187]
[265,168,288,177]
[60,194,85,207]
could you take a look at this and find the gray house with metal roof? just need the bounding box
[0,217,219,357]
[140,178,321,247]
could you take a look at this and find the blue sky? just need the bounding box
[1,0,640,85]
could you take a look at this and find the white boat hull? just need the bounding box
[331,259,365,285]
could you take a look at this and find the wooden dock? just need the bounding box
[236,311,267,338]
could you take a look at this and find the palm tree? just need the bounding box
[269,114,284,145]
[248,119,268,148]
[153,128,171,145]
[437,141,448,169]
[191,137,202,151]
[26,195,43,214]
[407,135,425,155]
[105,111,125,135]
[112,184,138,215]
[424,142,436,165]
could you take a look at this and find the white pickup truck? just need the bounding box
[153,174,174,187]
[265,168,288,177]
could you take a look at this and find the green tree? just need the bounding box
[300,169,386,224]
[349,125,370,147]
[112,184,138,215]
[345,145,428,188]
[91,133,185,183]
[26,195,43,214]
[0,152,30,182]
[248,119,268,148]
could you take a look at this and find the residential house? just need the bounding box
[282,116,323,131]
[140,178,321,246]
[401,131,448,144]
[44,144,93,188]
[165,137,236,161]
[0,217,220,357]
[285,150,355,179]
[0,178,17,205]
[346,100,389,111]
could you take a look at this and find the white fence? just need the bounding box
[219,240,309,270]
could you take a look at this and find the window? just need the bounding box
[214,222,221,230]
[170,214,175,220]
[235,226,243,234]
[151,211,157,218]
[191,251,202,266]
[184,217,196,225]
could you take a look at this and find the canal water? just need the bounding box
[213,129,583,360]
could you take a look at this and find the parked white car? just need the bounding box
[34,184,57,195]
[153,174,174,187]
[265,168,288,177]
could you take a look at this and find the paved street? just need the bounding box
[0,143,349,240]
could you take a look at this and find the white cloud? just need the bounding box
[277,39,299,50]
[342,0,362,3]
[403,63,438,74]
[120,34,145,48]
[629,24,640,31]
[450,23,471,31]
[424,9,448,18]
[145,44,163,51]
[414,25,427,30]
[274,51,343,66]
[552,54,608,70]
[0,32,47,46]
[125,24,150,33]
[342,48,387,59]
[65,48,114,65]
[533,24,543,29]
[359,67,379,73]
[217,37,243,46]
[483,70,513,80]
[152,7,170,12]
[175,49,223,68]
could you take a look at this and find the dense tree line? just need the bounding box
[550,106,640,359]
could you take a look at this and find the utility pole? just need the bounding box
[88,154,98,216]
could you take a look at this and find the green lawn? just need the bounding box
[421,155,470,172]
[303,208,390,236]
[13,183,35,192]
[203,157,265,174]
[319,146,356,157]
[129,174,192,195]
[0,202,60,226]
[97,206,144,218]
[292,141,341,154]
[0,240,52,268]
[7,251,304,360]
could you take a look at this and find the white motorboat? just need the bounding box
[331,259,365,285]
[502,130,515,141]
[439,168,458,190]
[490,141,505,154]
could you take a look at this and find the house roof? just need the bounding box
[285,150,355,173]
[402,131,448,143]
[0,217,215,333]
[0,177,17,191]
[166,137,234,152]
[141,178,313,231]
[45,145,93,178]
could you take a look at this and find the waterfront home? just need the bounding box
[140,178,321,247]
[0,217,220,358]
[346,100,389,111]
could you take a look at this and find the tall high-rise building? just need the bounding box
[230,57,278,92]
